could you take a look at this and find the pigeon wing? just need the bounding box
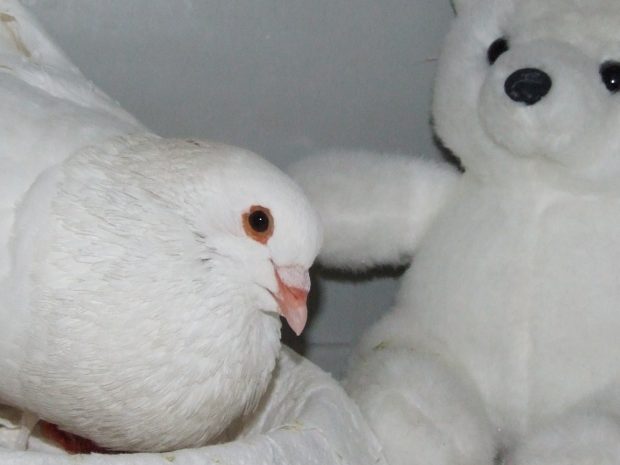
[0,0,145,281]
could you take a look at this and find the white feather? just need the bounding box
[0,1,322,452]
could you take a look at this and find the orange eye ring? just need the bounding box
[243,205,274,244]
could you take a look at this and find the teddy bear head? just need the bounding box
[432,0,620,187]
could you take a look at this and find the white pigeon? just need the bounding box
[0,0,322,453]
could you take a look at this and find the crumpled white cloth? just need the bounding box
[0,347,386,465]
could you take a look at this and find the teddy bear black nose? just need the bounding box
[504,68,552,105]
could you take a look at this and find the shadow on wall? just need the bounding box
[281,265,408,367]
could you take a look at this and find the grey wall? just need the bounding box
[24,0,454,378]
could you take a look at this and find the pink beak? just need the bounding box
[274,266,311,336]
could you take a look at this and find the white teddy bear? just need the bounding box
[291,0,620,464]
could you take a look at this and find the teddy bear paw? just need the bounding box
[363,391,494,465]
[506,413,620,465]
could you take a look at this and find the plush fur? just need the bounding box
[290,1,620,464]
[289,150,459,270]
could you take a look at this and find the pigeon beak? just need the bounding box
[274,266,311,336]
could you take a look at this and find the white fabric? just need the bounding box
[0,348,386,465]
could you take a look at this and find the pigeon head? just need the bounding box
[179,139,324,335]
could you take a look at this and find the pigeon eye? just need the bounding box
[487,37,509,65]
[601,61,620,93]
[243,206,274,244]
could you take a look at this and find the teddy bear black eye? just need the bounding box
[600,61,620,93]
[487,38,509,65]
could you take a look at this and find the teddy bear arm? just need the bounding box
[288,150,459,270]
